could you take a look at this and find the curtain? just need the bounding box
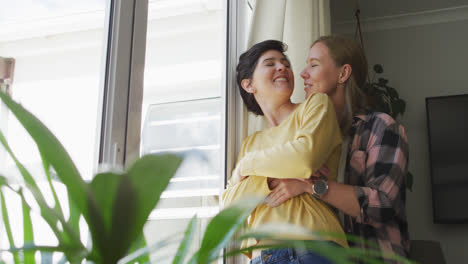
[245,0,331,135]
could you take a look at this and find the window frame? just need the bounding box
[99,0,148,168]
[100,0,251,263]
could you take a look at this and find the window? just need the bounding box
[0,0,109,261]
[138,0,227,261]
[1,0,252,262]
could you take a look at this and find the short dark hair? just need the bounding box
[236,40,288,115]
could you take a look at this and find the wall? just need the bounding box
[332,4,468,263]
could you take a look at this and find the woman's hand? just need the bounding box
[310,165,330,181]
[265,165,331,207]
[265,178,310,207]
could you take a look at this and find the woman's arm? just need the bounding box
[266,118,408,226]
[222,176,270,207]
[265,171,361,218]
[350,121,408,225]
[239,93,342,180]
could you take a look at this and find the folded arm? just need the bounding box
[239,94,342,180]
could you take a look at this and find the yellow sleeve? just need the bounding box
[222,137,270,207]
[221,176,270,207]
[240,93,342,179]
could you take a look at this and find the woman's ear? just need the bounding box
[338,64,352,84]
[241,79,256,93]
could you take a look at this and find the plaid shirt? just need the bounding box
[343,112,410,263]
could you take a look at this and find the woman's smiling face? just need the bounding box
[246,50,294,100]
[300,42,342,99]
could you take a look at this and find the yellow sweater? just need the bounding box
[222,93,347,257]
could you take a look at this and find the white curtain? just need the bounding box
[245,0,331,135]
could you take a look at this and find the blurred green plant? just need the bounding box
[363,64,406,119]
[363,64,413,191]
[0,91,415,264]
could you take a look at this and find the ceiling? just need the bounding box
[330,0,468,22]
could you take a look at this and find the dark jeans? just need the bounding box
[250,247,335,264]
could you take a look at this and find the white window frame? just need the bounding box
[99,0,148,168]
[100,0,252,263]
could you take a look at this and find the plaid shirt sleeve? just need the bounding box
[353,114,409,226]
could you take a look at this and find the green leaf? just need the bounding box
[0,189,20,264]
[117,233,183,264]
[385,86,398,99]
[395,99,406,117]
[230,229,417,264]
[373,64,383,74]
[0,127,44,206]
[195,196,264,263]
[21,189,35,264]
[88,171,124,262]
[0,92,89,221]
[41,152,84,258]
[0,129,73,246]
[172,215,197,264]
[67,193,81,243]
[40,152,65,219]
[105,154,182,263]
[89,172,122,234]
[127,233,150,264]
[0,176,86,262]
[406,171,413,191]
[3,243,70,255]
[0,92,96,262]
[378,78,388,86]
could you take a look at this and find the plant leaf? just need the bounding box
[406,171,413,192]
[0,176,86,262]
[21,189,35,264]
[0,92,98,262]
[88,171,124,262]
[127,233,150,264]
[378,78,388,86]
[195,196,264,263]
[0,92,89,221]
[385,86,398,99]
[89,172,121,234]
[117,233,183,264]
[40,152,65,219]
[0,129,71,245]
[0,127,44,206]
[107,154,182,263]
[373,64,383,74]
[172,215,197,264]
[0,188,20,264]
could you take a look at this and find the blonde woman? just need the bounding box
[266,35,410,263]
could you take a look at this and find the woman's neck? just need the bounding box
[329,86,346,128]
[258,99,298,127]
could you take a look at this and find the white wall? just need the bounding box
[332,6,468,263]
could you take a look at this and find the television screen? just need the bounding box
[426,94,468,223]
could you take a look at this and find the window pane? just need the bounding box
[0,0,108,260]
[141,0,226,261]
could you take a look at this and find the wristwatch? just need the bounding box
[311,175,328,199]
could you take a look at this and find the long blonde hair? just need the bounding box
[312,35,369,134]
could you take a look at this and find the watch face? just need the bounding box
[314,181,328,195]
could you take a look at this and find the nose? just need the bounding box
[300,69,308,79]
[277,62,286,72]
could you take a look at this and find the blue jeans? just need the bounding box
[250,247,334,264]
